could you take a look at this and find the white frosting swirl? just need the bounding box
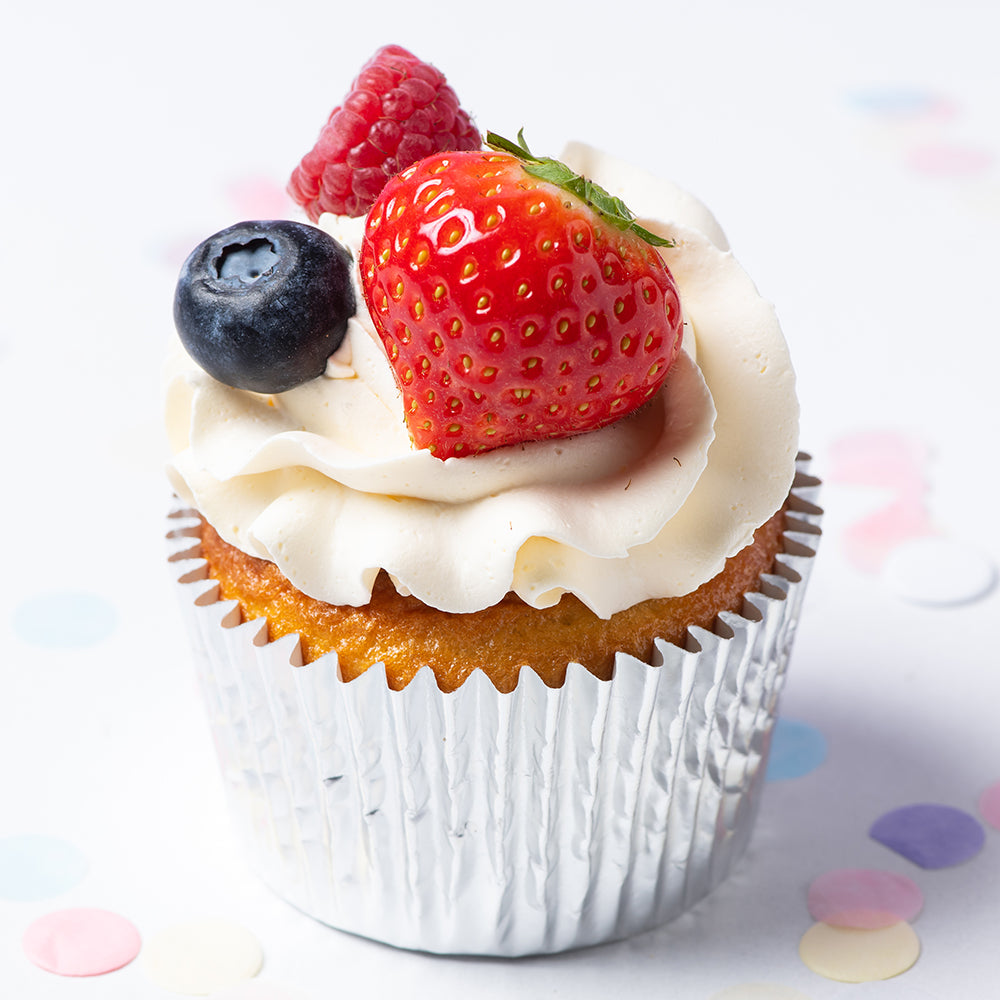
[165,144,798,617]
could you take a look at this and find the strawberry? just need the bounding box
[288,45,481,221]
[359,132,684,460]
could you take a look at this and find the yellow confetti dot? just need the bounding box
[798,921,920,983]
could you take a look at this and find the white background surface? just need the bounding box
[1,1,998,996]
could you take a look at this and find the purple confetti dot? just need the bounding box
[869,803,985,869]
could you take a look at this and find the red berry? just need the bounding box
[359,143,684,460]
[288,45,480,220]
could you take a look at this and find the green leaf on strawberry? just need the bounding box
[485,130,675,249]
[360,140,685,460]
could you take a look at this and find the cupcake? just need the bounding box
[165,44,821,956]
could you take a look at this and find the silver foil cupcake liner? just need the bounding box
[166,457,821,956]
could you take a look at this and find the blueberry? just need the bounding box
[174,220,355,393]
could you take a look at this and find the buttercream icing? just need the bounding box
[165,144,798,617]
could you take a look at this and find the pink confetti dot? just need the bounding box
[828,430,928,492]
[227,176,292,218]
[808,868,923,929]
[827,430,937,574]
[23,907,141,977]
[907,143,994,177]
[979,780,1000,831]
[844,499,936,575]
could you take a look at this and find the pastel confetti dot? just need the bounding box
[226,176,293,218]
[907,143,994,177]
[13,591,118,648]
[798,921,920,982]
[828,429,929,491]
[870,803,985,869]
[882,537,997,606]
[709,984,813,999]
[142,918,263,995]
[0,834,89,901]
[765,718,827,781]
[847,88,956,122]
[827,430,937,575]
[23,908,141,977]
[807,868,923,929]
[978,780,1000,831]
[843,499,936,575]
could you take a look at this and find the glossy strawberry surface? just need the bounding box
[360,150,684,459]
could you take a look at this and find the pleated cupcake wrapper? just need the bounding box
[167,457,821,956]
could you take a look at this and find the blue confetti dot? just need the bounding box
[13,591,118,648]
[0,834,89,901]
[846,88,944,116]
[766,717,827,781]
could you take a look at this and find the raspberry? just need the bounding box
[288,45,481,221]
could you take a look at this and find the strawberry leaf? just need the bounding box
[485,130,675,249]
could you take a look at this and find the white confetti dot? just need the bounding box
[142,918,263,996]
[882,537,997,606]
